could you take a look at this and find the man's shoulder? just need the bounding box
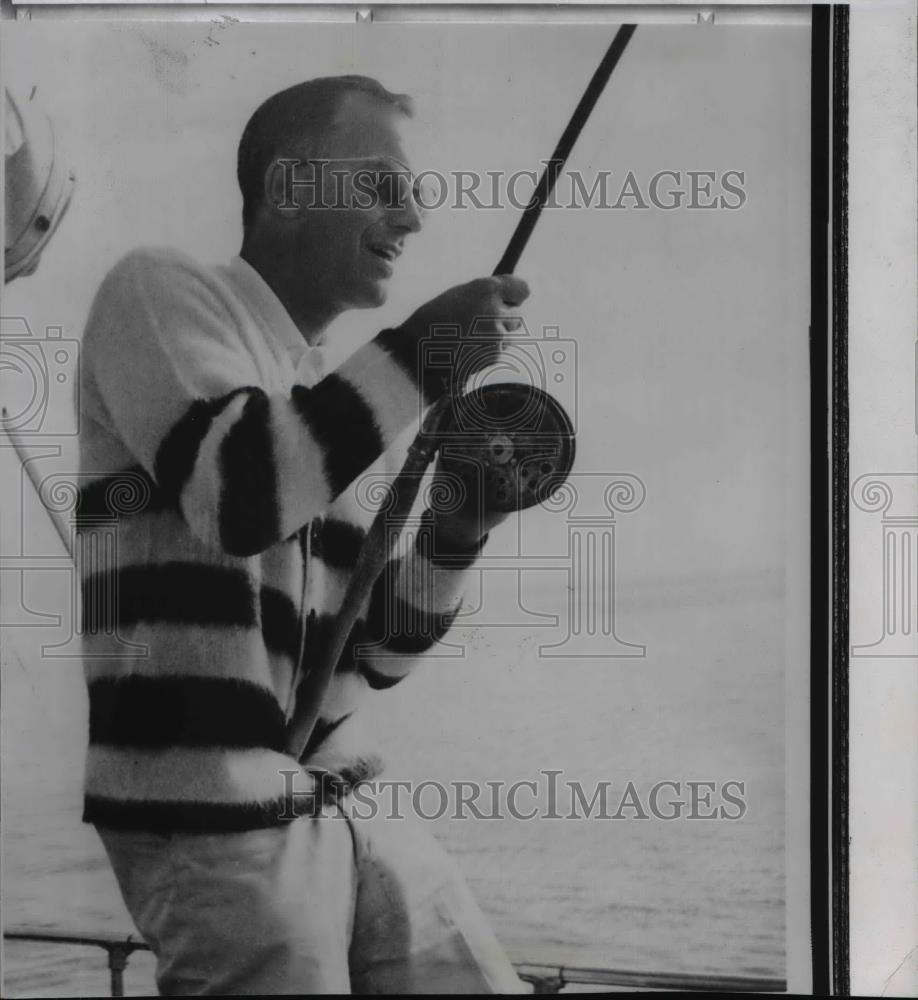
[99,245,222,297]
[86,245,238,342]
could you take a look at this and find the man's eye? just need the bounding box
[413,177,437,210]
[375,170,407,206]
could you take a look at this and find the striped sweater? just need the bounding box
[78,247,480,833]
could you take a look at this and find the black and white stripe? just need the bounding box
[78,247,479,834]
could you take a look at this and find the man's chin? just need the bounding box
[351,282,389,310]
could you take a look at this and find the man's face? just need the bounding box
[275,92,425,314]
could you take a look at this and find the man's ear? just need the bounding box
[263,158,308,220]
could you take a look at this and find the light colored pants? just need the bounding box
[97,803,525,995]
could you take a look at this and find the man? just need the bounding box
[78,76,529,993]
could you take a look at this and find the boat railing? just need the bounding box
[4,927,150,997]
[3,927,787,994]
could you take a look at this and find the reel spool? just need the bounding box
[436,383,575,513]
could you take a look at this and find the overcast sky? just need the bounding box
[3,19,810,582]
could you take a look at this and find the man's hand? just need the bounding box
[397,274,531,548]
[398,275,530,387]
[427,454,510,550]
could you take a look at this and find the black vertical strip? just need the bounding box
[810,5,832,995]
[219,390,281,556]
[831,5,850,996]
[155,390,254,500]
[291,375,384,497]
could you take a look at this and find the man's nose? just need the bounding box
[388,185,424,233]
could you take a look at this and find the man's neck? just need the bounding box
[239,242,339,346]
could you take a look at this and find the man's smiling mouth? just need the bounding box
[366,243,401,262]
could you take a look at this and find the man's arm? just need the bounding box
[352,506,487,689]
[84,247,446,556]
[349,442,515,687]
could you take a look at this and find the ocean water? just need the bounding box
[2,575,785,997]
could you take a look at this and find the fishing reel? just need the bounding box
[434,382,576,514]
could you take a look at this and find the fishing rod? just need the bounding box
[0,407,72,553]
[495,23,637,276]
[287,25,638,762]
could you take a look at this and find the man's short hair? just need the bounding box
[237,75,413,229]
